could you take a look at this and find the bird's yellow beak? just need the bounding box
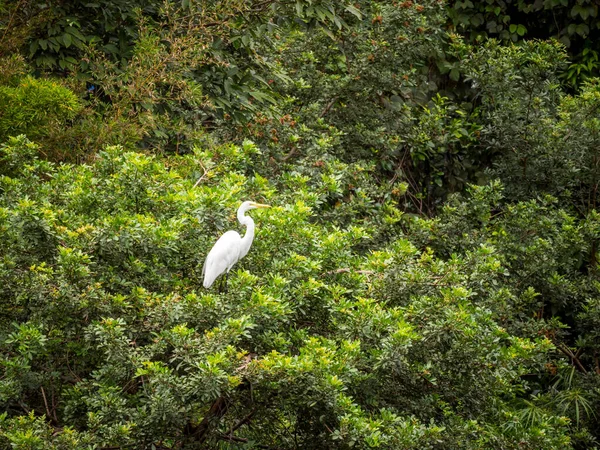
[251,202,271,209]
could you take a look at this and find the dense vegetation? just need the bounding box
[1,0,600,448]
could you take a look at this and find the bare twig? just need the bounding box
[99,446,138,450]
[51,389,58,424]
[281,147,297,162]
[193,161,208,187]
[389,148,410,185]
[65,349,82,382]
[40,387,58,424]
[319,96,338,118]
[322,268,375,276]
[18,399,30,413]
[396,278,455,288]
[0,0,24,46]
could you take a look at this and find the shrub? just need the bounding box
[0,137,584,448]
[0,76,82,143]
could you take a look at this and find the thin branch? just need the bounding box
[0,0,24,46]
[389,148,410,185]
[218,434,248,443]
[322,268,375,276]
[319,96,338,118]
[556,342,587,374]
[193,161,208,187]
[399,280,455,287]
[281,147,297,162]
[50,389,58,423]
[17,399,29,413]
[99,446,141,450]
[65,349,82,382]
[40,387,56,424]
[227,407,257,435]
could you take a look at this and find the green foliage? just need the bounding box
[234,0,468,211]
[405,182,600,445]
[1,0,367,152]
[0,76,82,143]
[447,0,600,87]
[455,39,600,213]
[0,136,585,448]
[1,0,156,69]
[2,0,600,448]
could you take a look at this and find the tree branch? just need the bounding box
[227,407,257,436]
[40,387,57,425]
[319,96,338,118]
[185,396,229,444]
[193,161,208,187]
[555,342,587,374]
[322,268,375,276]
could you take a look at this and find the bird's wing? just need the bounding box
[203,230,242,288]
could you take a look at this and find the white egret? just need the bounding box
[202,201,271,291]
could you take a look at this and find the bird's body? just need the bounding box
[202,230,245,288]
[203,201,270,290]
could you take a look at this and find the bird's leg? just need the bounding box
[224,271,229,294]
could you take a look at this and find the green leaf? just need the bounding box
[449,68,460,81]
[345,4,362,19]
[66,26,85,41]
[576,24,589,36]
[29,40,39,55]
[315,6,327,22]
[249,90,276,103]
[63,33,72,48]
[224,78,233,95]
[322,25,335,40]
[103,43,118,54]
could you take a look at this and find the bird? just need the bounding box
[202,201,271,292]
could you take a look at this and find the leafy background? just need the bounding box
[0,0,600,448]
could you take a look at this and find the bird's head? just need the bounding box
[239,201,271,213]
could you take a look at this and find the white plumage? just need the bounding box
[203,201,270,290]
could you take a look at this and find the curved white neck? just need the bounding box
[238,207,255,258]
